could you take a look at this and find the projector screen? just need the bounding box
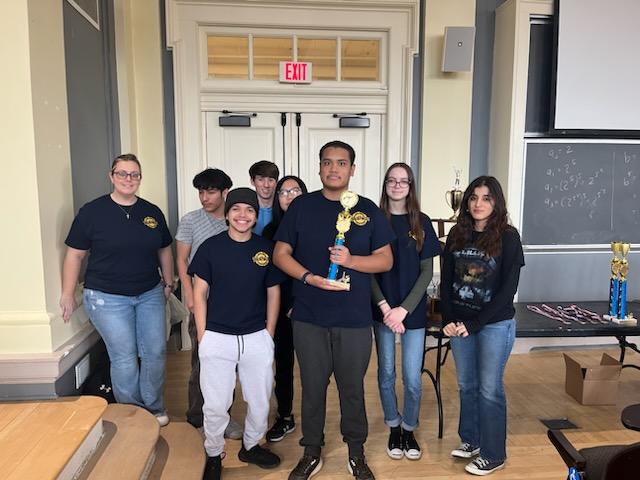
[553,0,640,132]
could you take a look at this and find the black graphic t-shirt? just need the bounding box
[440,226,525,334]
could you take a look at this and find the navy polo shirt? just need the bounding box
[65,195,172,296]
[373,213,441,329]
[274,190,395,328]
[188,232,286,335]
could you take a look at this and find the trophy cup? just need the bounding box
[606,242,636,325]
[326,190,358,291]
[618,242,631,321]
[608,242,622,319]
[445,168,464,221]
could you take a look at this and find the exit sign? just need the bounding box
[279,61,312,83]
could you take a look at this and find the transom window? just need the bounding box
[206,33,381,82]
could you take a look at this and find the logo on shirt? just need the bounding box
[143,216,158,229]
[253,251,269,267]
[352,212,369,226]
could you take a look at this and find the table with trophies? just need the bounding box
[423,241,640,439]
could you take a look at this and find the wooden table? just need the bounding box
[422,301,640,438]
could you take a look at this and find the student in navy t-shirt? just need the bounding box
[190,188,285,479]
[274,141,394,480]
[371,163,441,462]
[441,176,524,476]
[60,154,174,427]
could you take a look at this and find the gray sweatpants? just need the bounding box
[199,329,274,457]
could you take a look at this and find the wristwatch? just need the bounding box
[301,271,312,285]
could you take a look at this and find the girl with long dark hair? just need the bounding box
[441,175,524,476]
[372,163,441,461]
[263,175,308,441]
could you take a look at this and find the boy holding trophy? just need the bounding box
[273,140,394,480]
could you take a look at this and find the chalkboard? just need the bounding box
[522,142,640,245]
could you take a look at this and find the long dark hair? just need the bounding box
[448,175,510,257]
[379,163,425,251]
[262,175,308,239]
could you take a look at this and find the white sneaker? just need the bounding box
[451,442,480,458]
[155,412,170,427]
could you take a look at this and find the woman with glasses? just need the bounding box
[60,153,174,426]
[441,176,524,476]
[372,163,441,461]
[263,175,308,442]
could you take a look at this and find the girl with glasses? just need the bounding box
[60,153,173,427]
[262,175,308,442]
[372,163,441,461]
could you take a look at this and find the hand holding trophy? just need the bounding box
[325,190,359,291]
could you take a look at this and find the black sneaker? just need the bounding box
[288,455,323,480]
[266,415,296,442]
[203,455,222,480]
[386,426,403,459]
[451,442,481,458]
[238,443,281,469]
[464,456,505,476]
[402,428,422,460]
[347,456,375,480]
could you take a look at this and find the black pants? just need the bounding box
[274,314,295,418]
[186,314,204,427]
[292,320,372,458]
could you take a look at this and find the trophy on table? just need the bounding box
[445,168,464,221]
[606,241,635,324]
[326,190,358,291]
[608,242,623,319]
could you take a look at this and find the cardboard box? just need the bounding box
[563,353,622,405]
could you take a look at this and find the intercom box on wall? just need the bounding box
[441,26,476,72]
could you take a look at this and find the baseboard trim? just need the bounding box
[0,322,100,399]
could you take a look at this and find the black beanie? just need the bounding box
[224,187,259,216]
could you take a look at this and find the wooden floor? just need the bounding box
[164,345,640,479]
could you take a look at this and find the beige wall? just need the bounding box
[0,0,169,355]
[0,0,79,353]
[118,0,169,213]
[420,0,475,220]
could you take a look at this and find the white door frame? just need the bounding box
[166,0,419,216]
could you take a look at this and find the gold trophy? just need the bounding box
[326,190,358,291]
[445,168,464,221]
[617,242,634,322]
[607,242,623,319]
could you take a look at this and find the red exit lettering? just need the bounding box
[280,62,311,83]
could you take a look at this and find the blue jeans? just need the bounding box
[83,284,166,414]
[450,319,515,462]
[374,322,425,431]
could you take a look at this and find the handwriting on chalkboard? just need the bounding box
[523,142,640,245]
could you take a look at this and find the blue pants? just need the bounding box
[374,323,425,431]
[450,319,515,462]
[83,284,166,414]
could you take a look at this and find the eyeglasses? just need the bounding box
[113,170,142,181]
[385,179,411,188]
[278,187,302,197]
